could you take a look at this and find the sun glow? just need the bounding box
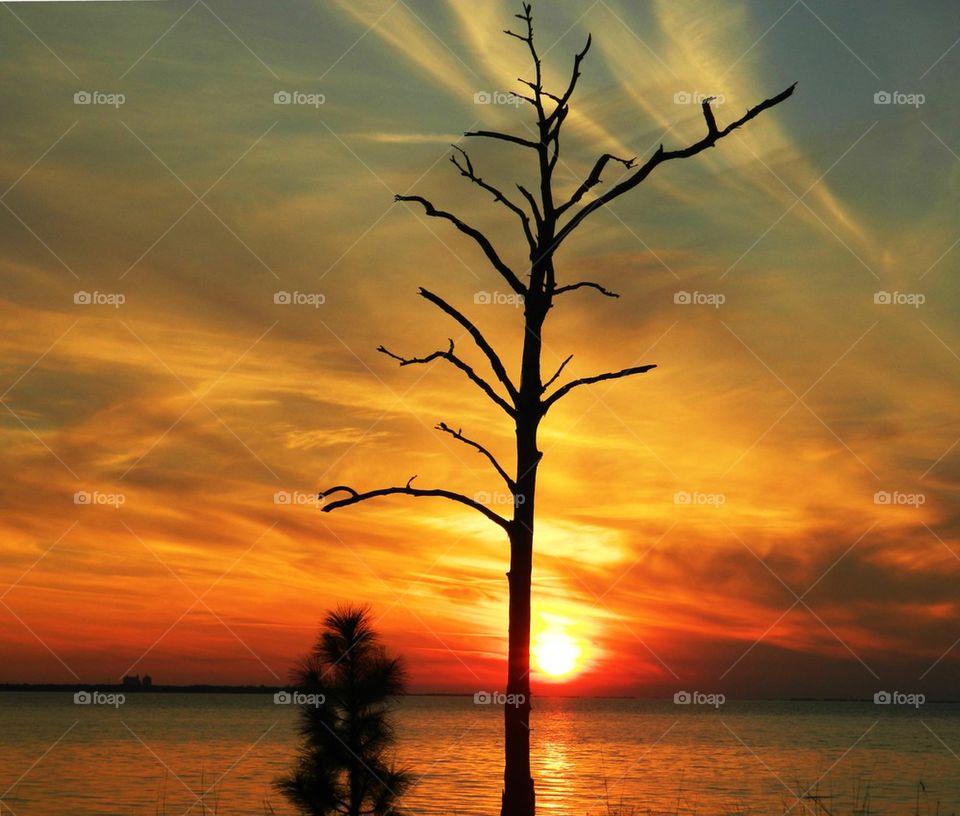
[533,629,582,678]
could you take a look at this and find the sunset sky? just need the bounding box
[1,0,959,700]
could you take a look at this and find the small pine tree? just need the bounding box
[276,606,412,816]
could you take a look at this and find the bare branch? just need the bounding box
[321,481,512,533]
[463,129,541,151]
[436,421,515,490]
[553,281,620,298]
[556,153,636,216]
[553,83,797,247]
[548,103,570,169]
[542,364,657,412]
[450,146,535,249]
[541,354,573,392]
[540,88,564,106]
[517,4,545,123]
[378,339,516,418]
[516,184,543,226]
[418,287,519,402]
[701,96,719,136]
[512,92,538,107]
[395,194,526,295]
[517,78,540,95]
[548,34,592,124]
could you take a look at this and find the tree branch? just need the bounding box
[556,153,636,216]
[701,96,719,136]
[522,4,546,120]
[450,146,535,249]
[549,34,592,123]
[548,103,569,169]
[516,78,539,96]
[436,422,515,490]
[513,91,538,107]
[542,364,657,412]
[542,354,573,392]
[395,194,526,295]
[553,281,620,298]
[320,479,512,533]
[553,83,797,247]
[516,184,543,227]
[463,129,541,151]
[540,88,564,106]
[378,339,516,418]
[417,287,519,402]
[504,4,545,123]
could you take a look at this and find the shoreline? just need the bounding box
[1,685,958,704]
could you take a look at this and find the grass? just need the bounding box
[149,770,279,816]
[589,774,957,816]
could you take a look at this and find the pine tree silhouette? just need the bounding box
[276,607,411,816]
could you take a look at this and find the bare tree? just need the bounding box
[320,5,795,816]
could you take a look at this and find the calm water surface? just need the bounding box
[1,694,958,815]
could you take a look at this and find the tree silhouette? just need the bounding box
[276,606,411,816]
[319,5,795,815]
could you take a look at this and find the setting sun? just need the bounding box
[533,630,582,678]
[5,1,960,814]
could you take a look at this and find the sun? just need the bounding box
[533,629,582,678]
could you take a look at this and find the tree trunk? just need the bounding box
[501,300,544,816]
[502,524,534,816]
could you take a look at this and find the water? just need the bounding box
[1,694,958,816]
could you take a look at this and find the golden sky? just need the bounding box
[1,0,959,698]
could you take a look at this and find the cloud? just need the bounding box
[1,0,959,697]
[350,132,465,144]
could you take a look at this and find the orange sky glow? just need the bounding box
[1,0,959,700]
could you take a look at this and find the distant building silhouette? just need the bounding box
[121,674,153,690]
